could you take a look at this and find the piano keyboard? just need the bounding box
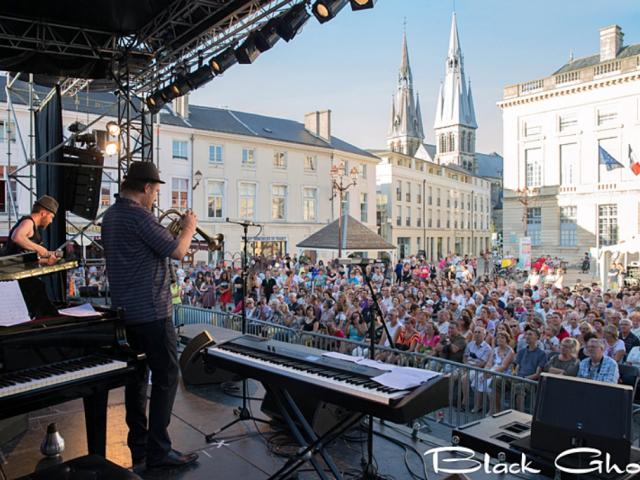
[0,355,128,398]
[208,340,409,406]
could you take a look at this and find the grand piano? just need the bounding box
[0,252,145,456]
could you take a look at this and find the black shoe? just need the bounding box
[131,458,146,474]
[147,450,199,469]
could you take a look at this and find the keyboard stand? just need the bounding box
[266,385,364,480]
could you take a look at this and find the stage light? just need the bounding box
[159,85,176,103]
[105,121,120,136]
[105,141,119,156]
[312,0,348,23]
[68,121,88,133]
[254,19,281,52]
[210,47,237,74]
[235,35,261,64]
[275,3,310,41]
[146,91,165,114]
[170,75,191,96]
[349,0,376,10]
[187,65,214,89]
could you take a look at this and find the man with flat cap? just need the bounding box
[1,195,59,264]
[102,161,199,472]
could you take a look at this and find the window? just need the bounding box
[467,133,472,153]
[273,151,287,169]
[405,182,411,202]
[396,206,402,226]
[416,184,422,204]
[239,183,256,219]
[527,207,542,246]
[446,190,450,208]
[428,186,432,205]
[304,155,317,172]
[396,181,402,201]
[598,204,618,246]
[437,211,441,228]
[0,165,17,213]
[171,178,189,209]
[524,123,541,136]
[207,181,224,219]
[417,207,422,227]
[597,109,617,126]
[360,193,368,222]
[359,164,367,179]
[209,144,223,164]
[560,143,578,185]
[271,185,287,220]
[172,140,188,160]
[439,134,446,153]
[525,147,542,187]
[461,131,467,153]
[0,121,16,143]
[406,207,411,227]
[436,188,441,207]
[428,210,432,228]
[559,114,577,132]
[100,183,111,207]
[242,148,256,167]
[560,206,577,247]
[303,188,317,221]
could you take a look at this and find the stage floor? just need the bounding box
[1,379,544,479]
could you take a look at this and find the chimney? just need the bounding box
[599,25,623,61]
[304,110,331,142]
[173,94,189,119]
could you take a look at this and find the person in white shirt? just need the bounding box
[463,327,492,413]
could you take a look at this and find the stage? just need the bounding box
[0,376,542,480]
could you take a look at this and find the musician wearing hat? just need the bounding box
[102,161,199,472]
[1,195,59,265]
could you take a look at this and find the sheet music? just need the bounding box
[58,303,103,318]
[372,367,441,390]
[0,281,32,326]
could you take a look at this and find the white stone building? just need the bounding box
[0,77,379,264]
[375,15,496,260]
[499,24,640,261]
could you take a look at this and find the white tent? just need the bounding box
[598,236,640,289]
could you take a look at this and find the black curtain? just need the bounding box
[34,85,66,302]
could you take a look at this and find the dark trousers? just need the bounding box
[124,317,179,462]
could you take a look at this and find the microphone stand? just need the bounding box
[205,218,269,442]
[359,262,394,480]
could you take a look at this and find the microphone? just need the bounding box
[226,217,261,227]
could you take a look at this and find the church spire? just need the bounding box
[387,29,424,157]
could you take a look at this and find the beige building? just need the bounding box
[499,24,640,261]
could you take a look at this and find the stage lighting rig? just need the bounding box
[210,47,238,75]
[186,65,214,89]
[171,75,191,96]
[235,35,261,64]
[105,121,120,136]
[146,91,165,114]
[275,3,310,41]
[254,18,281,52]
[349,0,376,10]
[312,0,348,23]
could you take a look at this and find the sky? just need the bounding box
[189,0,640,155]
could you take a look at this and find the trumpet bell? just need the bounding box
[159,208,224,251]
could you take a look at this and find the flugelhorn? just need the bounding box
[158,208,224,251]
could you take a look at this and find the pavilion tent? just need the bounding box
[597,236,640,289]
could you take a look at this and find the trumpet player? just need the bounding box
[102,161,199,471]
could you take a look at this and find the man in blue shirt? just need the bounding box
[103,162,198,471]
[578,338,620,384]
[514,329,547,411]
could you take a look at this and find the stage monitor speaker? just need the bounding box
[531,373,633,466]
[179,330,236,385]
[63,146,104,221]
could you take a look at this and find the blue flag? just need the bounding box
[599,146,624,171]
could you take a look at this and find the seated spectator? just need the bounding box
[544,338,579,376]
[540,325,560,356]
[434,322,467,364]
[411,320,440,354]
[603,325,626,364]
[514,329,547,381]
[577,338,620,384]
[486,331,515,412]
[619,319,640,355]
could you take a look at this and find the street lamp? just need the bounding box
[331,161,359,258]
[192,169,203,190]
[514,186,539,237]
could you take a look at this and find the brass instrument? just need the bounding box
[158,208,224,251]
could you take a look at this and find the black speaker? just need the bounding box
[63,146,104,221]
[179,330,236,385]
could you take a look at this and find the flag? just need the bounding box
[598,146,624,171]
[630,145,640,176]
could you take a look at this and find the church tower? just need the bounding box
[387,32,424,157]
[434,13,477,171]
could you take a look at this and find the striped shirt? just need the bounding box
[102,196,178,325]
[577,356,620,384]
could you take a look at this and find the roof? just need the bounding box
[0,76,375,159]
[475,152,503,178]
[553,43,640,74]
[297,215,395,251]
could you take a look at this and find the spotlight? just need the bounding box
[235,35,261,64]
[68,121,88,133]
[146,91,165,114]
[106,121,120,136]
[254,18,281,52]
[171,75,191,97]
[275,3,310,41]
[349,0,376,10]
[312,0,348,23]
[210,47,237,75]
[105,141,119,156]
[187,65,214,89]
[159,85,176,103]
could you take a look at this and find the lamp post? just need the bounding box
[514,186,539,237]
[330,161,358,258]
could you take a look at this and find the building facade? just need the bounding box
[0,78,379,264]
[375,16,495,260]
[499,24,640,261]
